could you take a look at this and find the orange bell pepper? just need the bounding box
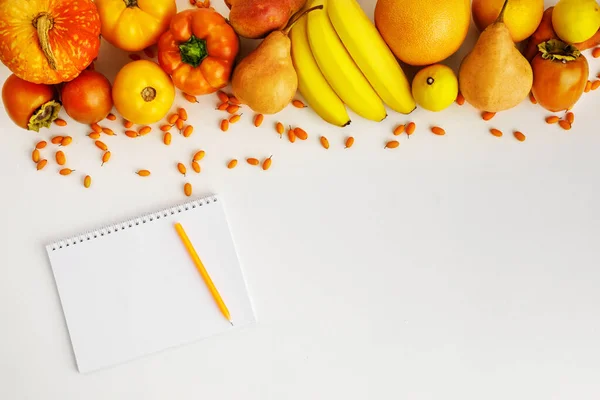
[158,8,239,96]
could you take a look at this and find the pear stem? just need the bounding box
[283,5,324,35]
[497,0,509,23]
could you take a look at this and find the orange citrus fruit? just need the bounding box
[472,0,544,43]
[374,0,470,66]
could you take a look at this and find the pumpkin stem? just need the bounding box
[538,39,580,62]
[123,0,138,7]
[33,13,57,71]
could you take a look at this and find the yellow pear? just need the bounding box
[231,31,297,114]
[459,0,533,112]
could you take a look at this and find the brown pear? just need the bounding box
[231,31,297,114]
[231,6,322,114]
[459,0,533,112]
[226,0,307,39]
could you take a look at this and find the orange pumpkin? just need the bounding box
[0,0,101,84]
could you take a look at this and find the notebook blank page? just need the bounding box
[47,197,255,373]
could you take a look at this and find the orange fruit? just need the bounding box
[472,0,544,43]
[374,0,470,66]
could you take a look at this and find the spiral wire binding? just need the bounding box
[47,195,219,252]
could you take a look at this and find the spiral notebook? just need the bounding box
[46,195,255,373]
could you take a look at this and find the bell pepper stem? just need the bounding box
[179,35,208,68]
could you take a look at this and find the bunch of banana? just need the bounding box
[290,0,416,127]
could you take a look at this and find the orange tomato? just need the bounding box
[157,8,239,95]
[95,0,177,52]
[1,74,61,131]
[531,40,589,112]
[0,0,101,84]
[112,60,175,125]
[61,70,113,124]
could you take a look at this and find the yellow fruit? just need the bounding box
[552,0,600,44]
[412,64,458,112]
[472,0,544,43]
[112,60,175,125]
[290,15,351,127]
[374,0,470,66]
[328,0,415,114]
[307,0,387,122]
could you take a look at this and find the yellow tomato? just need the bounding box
[95,0,177,52]
[112,60,175,125]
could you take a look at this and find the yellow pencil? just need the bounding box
[174,222,233,325]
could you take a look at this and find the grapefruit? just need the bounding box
[473,0,544,43]
[374,0,471,66]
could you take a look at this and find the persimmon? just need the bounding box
[1,74,60,131]
[61,70,113,124]
[531,40,589,112]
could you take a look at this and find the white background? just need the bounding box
[1,0,599,398]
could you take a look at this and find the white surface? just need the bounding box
[46,195,255,373]
[1,0,599,398]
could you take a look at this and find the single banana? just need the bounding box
[306,0,387,122]
[328,0,416,115]
[290,16,351,127]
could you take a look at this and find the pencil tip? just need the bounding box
[230,321,234,326]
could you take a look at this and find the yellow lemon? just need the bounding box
[552,0,600,44]
[472,0,544,43]
[411,64,458,112]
